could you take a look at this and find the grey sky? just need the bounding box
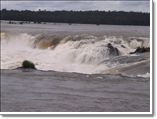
[1,1,150,13]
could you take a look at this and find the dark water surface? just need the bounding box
[1,69,150,112]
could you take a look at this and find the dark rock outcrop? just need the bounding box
[130,47,150,54]
[107,43,120,56]
[21,60,36,69]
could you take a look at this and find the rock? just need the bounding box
[121,45,126,48]
[130,47,150,54]
[21,60,36,69]
[107,43,120,56]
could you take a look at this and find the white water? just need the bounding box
[138,72,150,78]
[1,31,149,74]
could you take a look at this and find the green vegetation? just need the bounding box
[0,9,150,26]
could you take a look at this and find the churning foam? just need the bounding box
[1,32,149,74]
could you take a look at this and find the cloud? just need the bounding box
[1,1,150,12]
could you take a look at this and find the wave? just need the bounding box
[137,72,150,78]
[1,32,150,75]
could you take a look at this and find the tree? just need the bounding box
[0,9,150,26]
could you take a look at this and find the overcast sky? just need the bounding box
[1,0,150,13]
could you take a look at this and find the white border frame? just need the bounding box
[0,0,153,115]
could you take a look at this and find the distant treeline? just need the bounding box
[0,9,150,26]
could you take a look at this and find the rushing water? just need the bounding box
[1,21,150,112]
[1,21,150,77]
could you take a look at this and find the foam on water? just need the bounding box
[137,72,150,78]
[1,32,150,74]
